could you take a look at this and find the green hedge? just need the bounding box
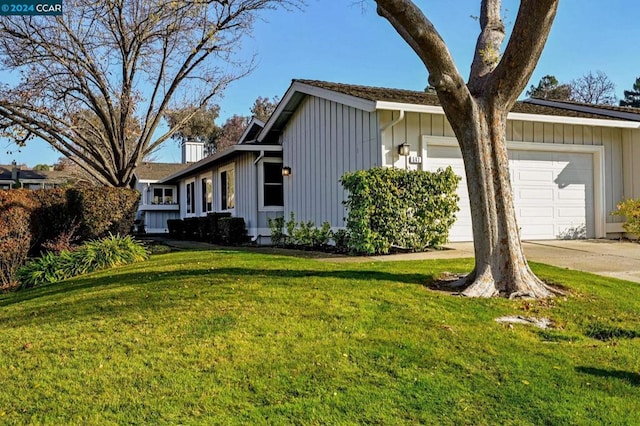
[341,167,460,254]
[66,187,140,241]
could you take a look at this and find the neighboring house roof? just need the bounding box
[0,165,73,184]
[259,79,640,143]
[135,162,190,181]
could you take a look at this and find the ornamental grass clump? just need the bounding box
[18,234,149,289]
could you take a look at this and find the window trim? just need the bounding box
[219,163,235,212]
[185,179,196,216]
[150,185,176,205]
[258,158,284,212]
[201,176,213,214]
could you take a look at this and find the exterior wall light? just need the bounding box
[398,143,410,156]
[281,166,292,176]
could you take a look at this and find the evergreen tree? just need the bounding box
[620,77,640,107]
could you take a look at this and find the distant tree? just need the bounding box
[570,71,616,105]
[215,115,250,151]
[620,77,640,108]
[0,0,299,187]
[164,106,221,146]
[167,95,278,154]
[250,96,280,122]
[33,164,50,171]
[526,75,571,100]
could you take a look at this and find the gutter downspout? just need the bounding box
[252,151,265,243]
[379,110,405,168]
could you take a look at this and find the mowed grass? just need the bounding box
[0,249,639,425]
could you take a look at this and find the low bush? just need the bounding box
[611,198,640,237]
[267,216,286,246]
[269,212,334,250]
[18,234,149,289]
[205,212,232,244]
[218,217,248,245]
[182,217,201,241]
[167,219,184,238]
[0,190,35,290]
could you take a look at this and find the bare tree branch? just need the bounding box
[0,0,300,186]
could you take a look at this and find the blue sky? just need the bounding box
[3,0,638,166]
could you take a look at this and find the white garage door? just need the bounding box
[426,145,595,242]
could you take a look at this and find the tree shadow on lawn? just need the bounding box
[0,267,434,322]
[575,366,640,387]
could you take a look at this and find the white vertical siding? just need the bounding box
[282,95,380,227]
[233,153,258,236]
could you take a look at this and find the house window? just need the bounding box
[186,181,195,214]
[263,162,283,207]
[201,177,213,213]
[220,168,235,210]
[153,187,174,204]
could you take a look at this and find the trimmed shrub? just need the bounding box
[341,167,460,254]
[18,234,149,289]
[206,212,232,244]
[182,217,201,241]
[0,190,35,290]
[612,199,640,237]
[218,217,248,245]
[66,187,140,241]
[167,219,184,238]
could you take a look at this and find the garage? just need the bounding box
[425,141,599,242]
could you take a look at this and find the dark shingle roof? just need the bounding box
[294,79,640,122]
[0,165,73,182]
[136,162,189,181]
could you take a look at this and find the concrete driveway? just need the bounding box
[333,239,640,283]
[428,240,640,283]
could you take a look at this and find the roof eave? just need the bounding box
[374,101,640,129]
[257,80,377,142]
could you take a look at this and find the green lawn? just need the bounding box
[0,249,639,425]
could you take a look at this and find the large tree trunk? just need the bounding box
[452,99,555,298]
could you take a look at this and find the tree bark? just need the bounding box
[451,99,555,298]
[375,0,560,298]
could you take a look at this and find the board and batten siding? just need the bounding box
[282,95,380,227]
[380,111,631,230]
[177,152,265,238]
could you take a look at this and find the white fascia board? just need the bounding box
[258,81,377,141]
[507,112,640,129]
[376,102,640,129]
[375,101,444,115]
[293,83,377,112]
[238,117,265,144]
